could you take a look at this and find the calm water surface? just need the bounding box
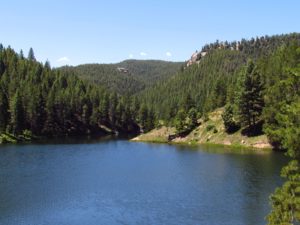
[0,138,287,225]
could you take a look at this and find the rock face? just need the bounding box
[117,67,129,73]
[186,41,240,67]
[186,51,207,67]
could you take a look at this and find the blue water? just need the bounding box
[0,139,287,225]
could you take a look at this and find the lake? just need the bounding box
[0,138,287,225]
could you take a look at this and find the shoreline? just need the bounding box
[131,136,273,152]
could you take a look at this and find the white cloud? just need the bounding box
[140,52,147,56]
[166,52,172,57]
[57,56,70,63]
[129,54,134,58]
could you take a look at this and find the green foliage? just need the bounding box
[140,33,299,121]
[0,45,141,137]
[222,104,240,133]
[0,87,9,131]
[59,60,182,95]
[187,107,198,129]
[268,160,300,225]
[174,109,186,134]
[27,47,36,61]
[9,90,25,135]
[203,113,209,122]
[263,43,300,149]
[267,102,300,224]
[174,107,199,135]
[263,43,300,224]
[238,60,264,128]
[138,104,155,132]
[206,124,216,132]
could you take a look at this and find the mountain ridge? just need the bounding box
[58,59,183,95]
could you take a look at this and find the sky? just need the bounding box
[1,0,299,67]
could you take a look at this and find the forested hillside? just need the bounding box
[59,60,182,95]
[0,45,158,142]
[140,33,300,121]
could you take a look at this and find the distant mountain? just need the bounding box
[58,60,183,95]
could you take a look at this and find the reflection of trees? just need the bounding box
[233,153,287,225]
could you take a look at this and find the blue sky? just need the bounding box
[1,0,299,67]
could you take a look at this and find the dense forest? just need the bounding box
[140,33,300,122]
[59,60,182,95]
[0,45,159,142]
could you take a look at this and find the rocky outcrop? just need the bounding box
[117,67,129,73]
[186,51,207,67]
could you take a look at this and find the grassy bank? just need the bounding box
[132,108,272,151]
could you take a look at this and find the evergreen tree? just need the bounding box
[109,93,118,127]
[174,109,186,134]
[82,104,91,126]
[238,61,264,128]
[90,106,100,127]
[266,48,300,224]
[183,93,195,112]
[0,87,9,131]
[9,90,25,134]
[145,107,155,132]
[28,47,36,61]
[222,104,240,133]
[267,102,300,224]
[28,90,46,134]
[187,107,198,130]
[19,50,24,59]
[138,104,148,132]
[43,90,56,134]
[99,94,109,124]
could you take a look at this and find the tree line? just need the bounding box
[0,45,156,139]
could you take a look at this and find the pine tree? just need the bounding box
[174,109,186,134]
[109,93,118,127]
[187,107,198,130]
[239,61,264,128]
[43,90,56,134]
[222,104,240,133]
[28,90,46,134]
[28,47,36,61]
[82,104,91,126]
[267,102,300,224]
[267,52,300,224]
[183,93,195,112]
[19,50,24,59]
[90,106,100,127]
[99,94,109,124]
[139,104,148,132]
[146,108,155,132]
[0,87,9,131]
[10,90,25,135]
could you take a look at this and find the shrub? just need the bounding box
[222,105,240,133]
[206,124,215,132]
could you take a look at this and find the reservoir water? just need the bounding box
[0,138,287,225]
